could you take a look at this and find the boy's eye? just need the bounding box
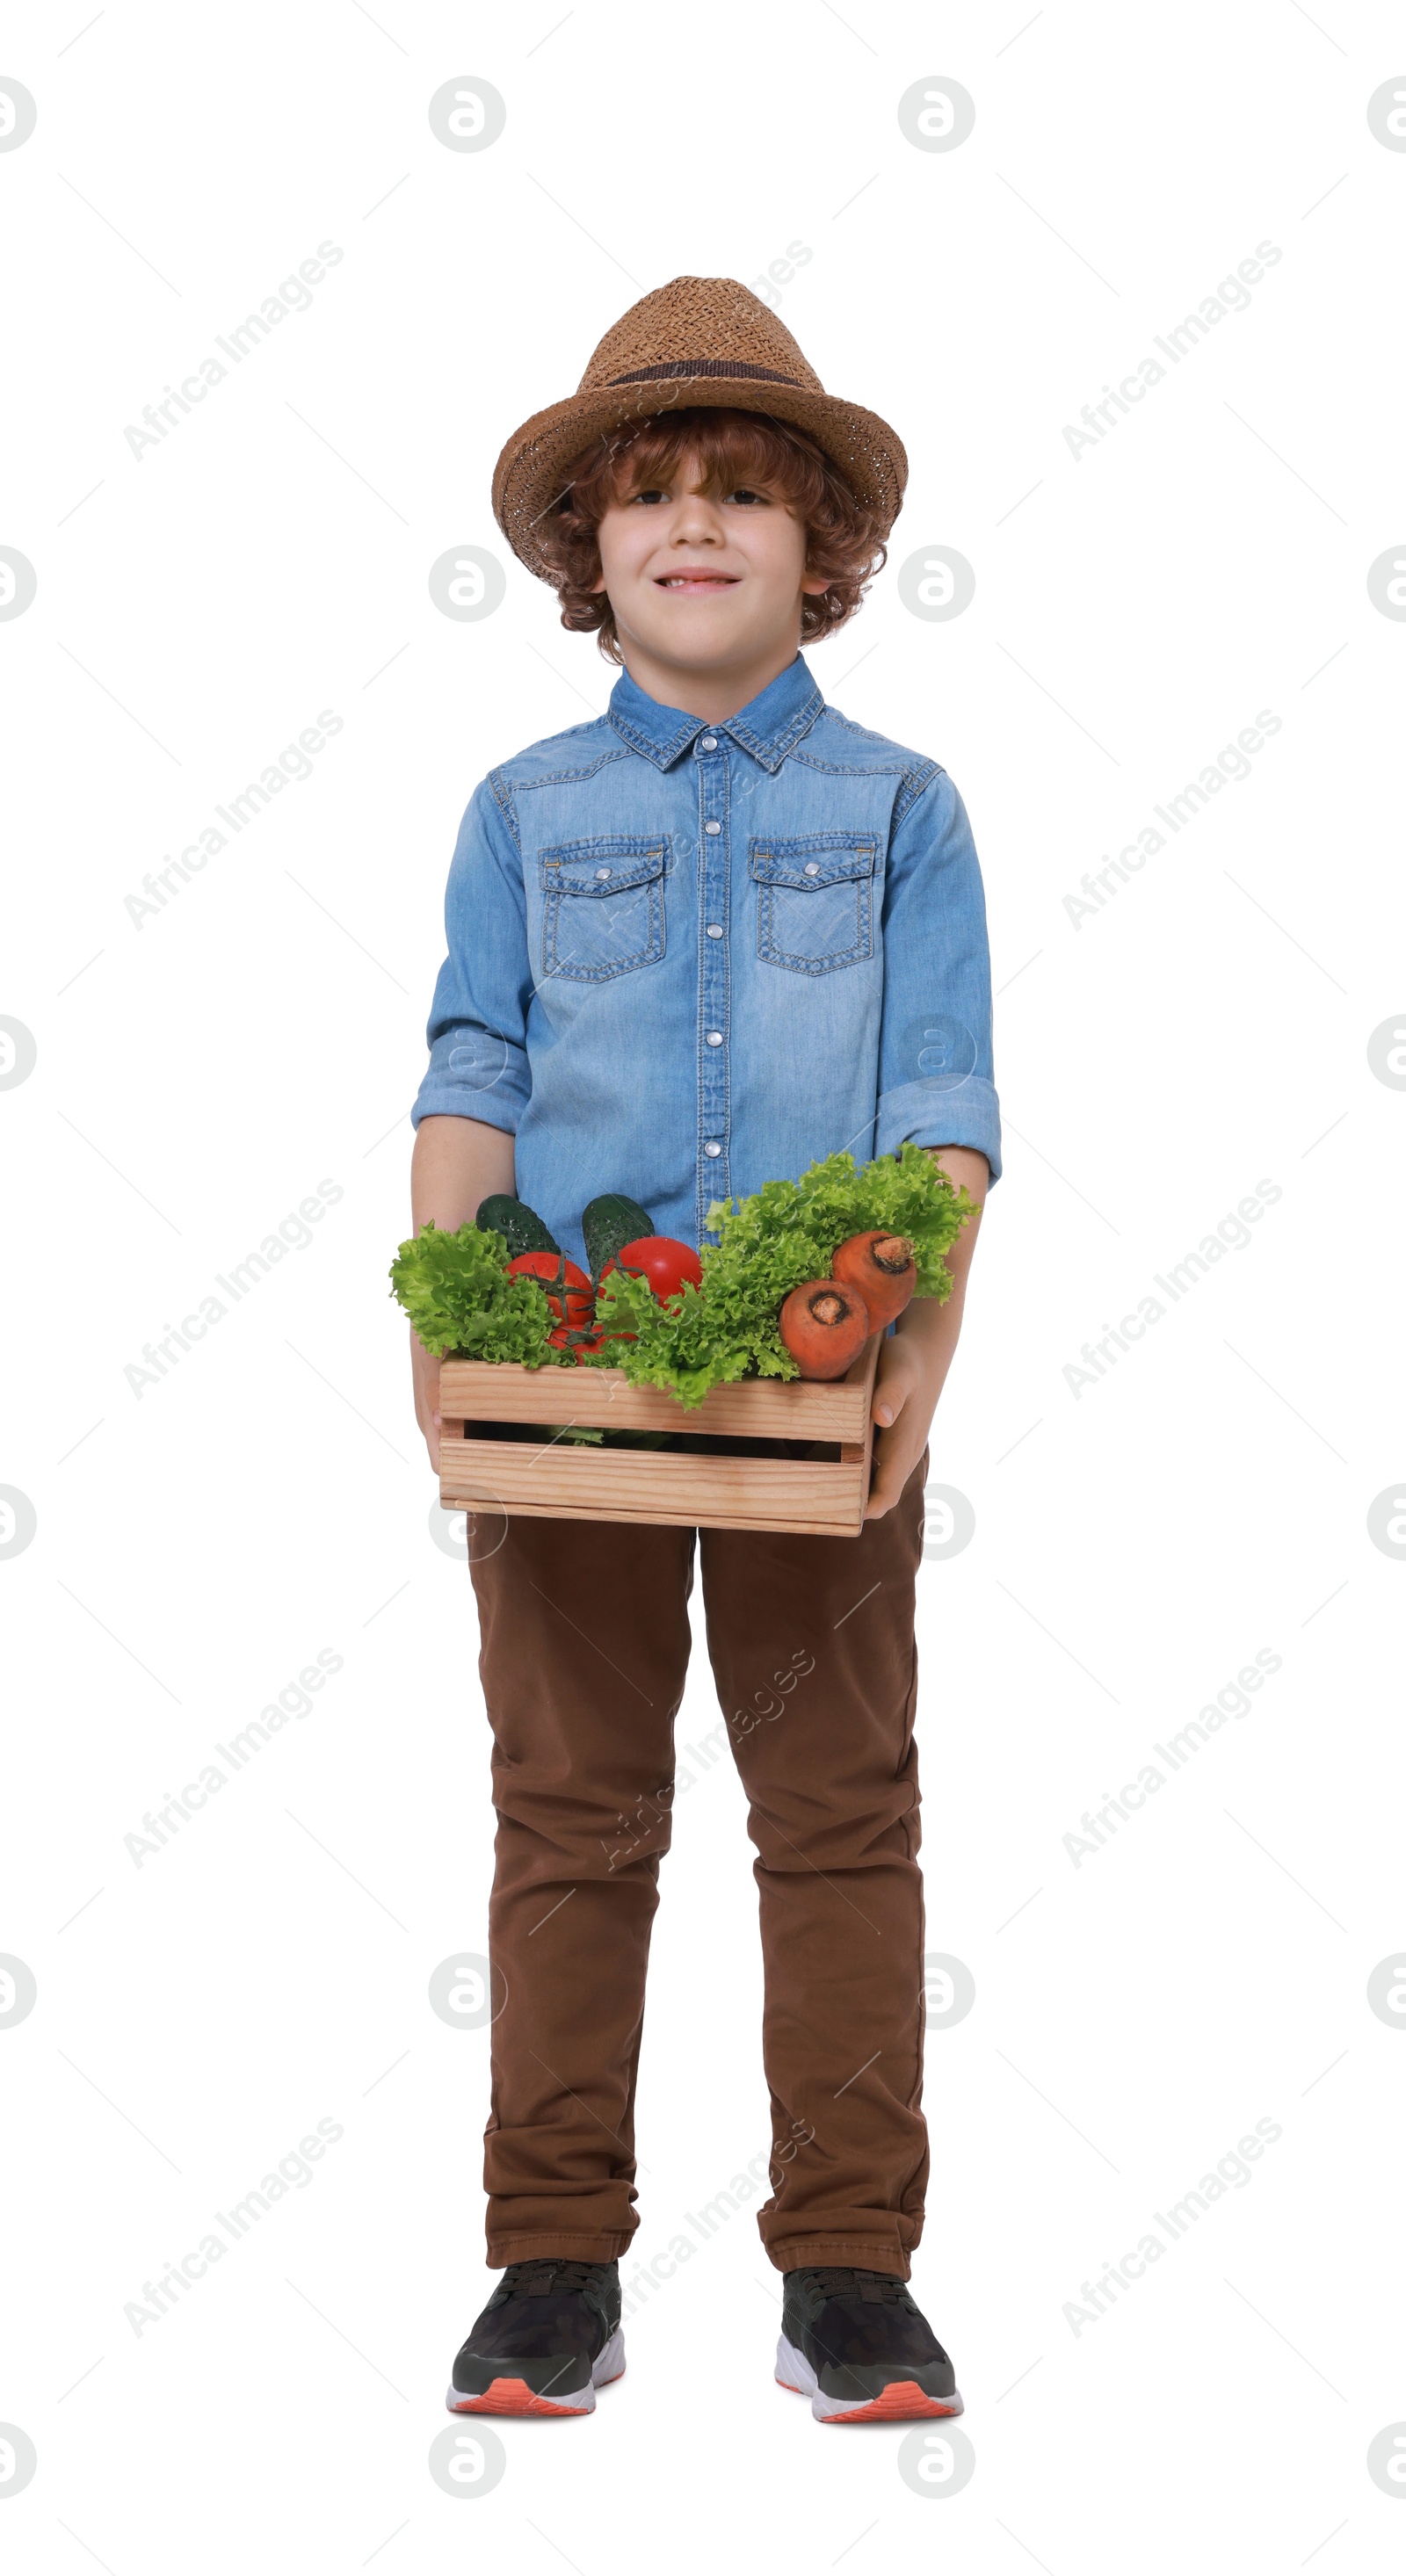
[728,488,769,506]
[630,488,668,506]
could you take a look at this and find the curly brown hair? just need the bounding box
[535,406,888,662]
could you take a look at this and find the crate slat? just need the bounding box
[438,1335,877,1438]
[438,1439,868,1535]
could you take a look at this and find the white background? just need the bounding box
[4,0,1405,2565]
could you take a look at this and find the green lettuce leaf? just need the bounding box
[388,1221,569,1366]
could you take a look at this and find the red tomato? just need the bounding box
[548,1322,607,1364]
[508,1250,594,1328]
[579,1317,636,1350]
[601,1235,703,1303]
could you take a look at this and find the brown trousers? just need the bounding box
[467,1451,930,2279]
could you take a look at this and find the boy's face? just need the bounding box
[591,449,830,692]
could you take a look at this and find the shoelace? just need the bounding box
[501,2258,608,2299]
[800,2266,913,2305]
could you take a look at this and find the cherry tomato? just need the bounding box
[600,1235,703,1304]
[508,1250,594,1328]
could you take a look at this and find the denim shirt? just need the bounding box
[411,654,1000,1267]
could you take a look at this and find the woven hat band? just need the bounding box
[605,360,802,388]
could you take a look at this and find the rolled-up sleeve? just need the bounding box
[875,767,1002,1183]
[409,775,533,1135]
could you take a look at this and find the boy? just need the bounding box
[409,278,999,2423]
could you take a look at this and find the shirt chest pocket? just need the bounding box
[538,836,668,981]
[750,834,878,974]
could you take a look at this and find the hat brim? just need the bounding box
[492,378,907,580]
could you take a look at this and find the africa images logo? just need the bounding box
[122,245,344,462]
[1061,242,1283,461]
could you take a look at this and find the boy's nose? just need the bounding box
[671,496,726,542]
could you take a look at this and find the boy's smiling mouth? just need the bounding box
[655,569,741,592]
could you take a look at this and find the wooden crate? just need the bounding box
[438,1336,880,1537]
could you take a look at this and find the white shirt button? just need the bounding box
[595,866,612,880]
[705,820,721,836]
[700,735,718,750]
[706,923,723,937]
[703,1141,721,1158]
[706,1031,722,1046]
[803,861,820,876]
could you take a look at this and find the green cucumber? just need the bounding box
[582,1192,655,1278]
[475,1194,560,1259]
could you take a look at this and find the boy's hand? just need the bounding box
[408,1114,517,1475]
[410,1328,442,1475]
[866,1335,942,1520]
[862,1145,989,1523]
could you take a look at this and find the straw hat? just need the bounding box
[492,275,908,582]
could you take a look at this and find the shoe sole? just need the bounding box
[775,2332,963,2424]
[446,2326,626,2417]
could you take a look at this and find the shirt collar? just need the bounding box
[606,654,825,775]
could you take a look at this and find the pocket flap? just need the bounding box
[540,836,667,896]
[749,835,877,891]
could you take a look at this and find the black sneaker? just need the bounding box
[777,2266,963,2423]
[446,2258,624,2417]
